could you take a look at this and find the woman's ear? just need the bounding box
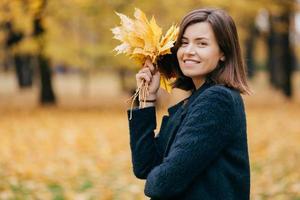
[220,55,225,61]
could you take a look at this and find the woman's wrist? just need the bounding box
[139,98,156,102]
[139,94,157,102]
[139,94,157,108]
[139,101,155,108]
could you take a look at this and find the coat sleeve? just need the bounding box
[144,87,237,198]
[127,106,162,179]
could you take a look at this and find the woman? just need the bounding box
[127,8,251,200]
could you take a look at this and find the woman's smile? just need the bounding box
[183,58,201,64]
[182,58,202,69]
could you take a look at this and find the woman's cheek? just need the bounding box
[177,47,184,57]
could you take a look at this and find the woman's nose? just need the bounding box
[184,44,196,55]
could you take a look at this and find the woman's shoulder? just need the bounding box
[197,84,243,107]
[204,84,241,98]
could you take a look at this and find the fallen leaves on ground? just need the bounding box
[0,75,300,199]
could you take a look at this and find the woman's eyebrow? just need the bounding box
[195,37,209,41]
[181,36,209,41]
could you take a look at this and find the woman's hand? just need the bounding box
[136,58,160,100]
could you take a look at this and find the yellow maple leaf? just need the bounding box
[112,8,178,93]
[160,77,173,93]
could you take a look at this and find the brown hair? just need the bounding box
[157,8,251,94]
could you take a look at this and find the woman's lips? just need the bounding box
[183,59,200,64]
[183,59,201,67]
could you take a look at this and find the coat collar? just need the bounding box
[184,79,214,109]
[167,101,184,115]
[167,80,214,116]
[163,80,214,157]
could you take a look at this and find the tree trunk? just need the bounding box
[33,0,56,105]
[14,54,33,88]
[245,24,258,79]
[38,54,56,104]
[267,9,294,97]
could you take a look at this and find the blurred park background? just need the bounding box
[0,0,300,199]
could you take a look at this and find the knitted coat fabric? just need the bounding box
[127,82,250,200]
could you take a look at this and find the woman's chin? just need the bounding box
[182,71,200,78]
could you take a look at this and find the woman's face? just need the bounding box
[177,22,224,85]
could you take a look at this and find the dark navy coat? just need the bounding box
[127,81,250,200]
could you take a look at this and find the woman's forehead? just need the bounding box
[183,22,214,39]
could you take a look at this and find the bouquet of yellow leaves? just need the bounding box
[111,8,178,112]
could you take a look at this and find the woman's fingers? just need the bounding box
[135,58,160,95]
[144,58,155,72]
[139,67,152,78]
[135,61,160,97]
[136,72,150,83]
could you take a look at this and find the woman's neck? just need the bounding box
[192,77,206,90]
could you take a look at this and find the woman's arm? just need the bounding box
[127,106,163,179]
[128,58,162,179]
[144,86,237,198]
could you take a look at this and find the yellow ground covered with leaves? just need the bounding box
[0,72,299,199]
[0,107,147,199]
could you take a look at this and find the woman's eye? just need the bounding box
[197,42,207,47]
[181,41,188,46]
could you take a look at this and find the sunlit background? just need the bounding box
[0,0,300,199]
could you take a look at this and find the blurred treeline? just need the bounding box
[0,0,299,104]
